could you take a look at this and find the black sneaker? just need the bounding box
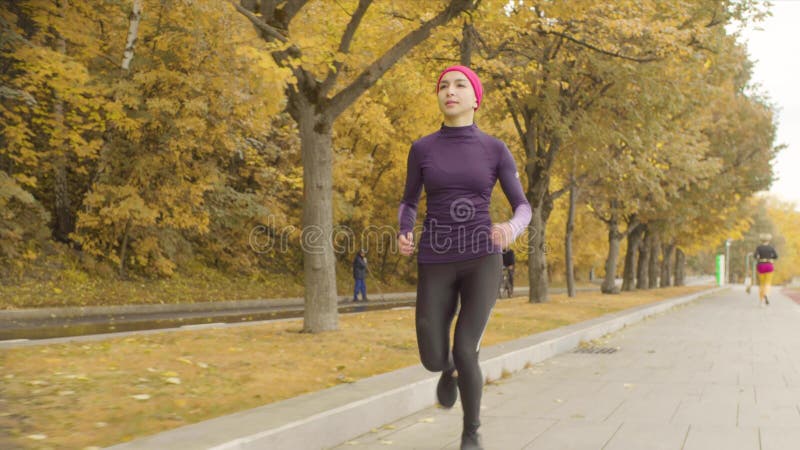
[436,369,457,408]
[460,430,483,450]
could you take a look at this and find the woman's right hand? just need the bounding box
[398,232,415,256]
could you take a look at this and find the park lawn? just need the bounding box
[0,267,416,310]
[0,285,709,449]
[0,268,305,309]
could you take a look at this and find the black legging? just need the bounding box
[416,253,501,431]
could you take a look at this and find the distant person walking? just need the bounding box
[352,249,368,302]
[502,248,515,294]
[397,65,531,450]
[754,234,778,307]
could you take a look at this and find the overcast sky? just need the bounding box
[738,0,800,208]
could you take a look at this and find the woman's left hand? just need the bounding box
[491,222,513,249]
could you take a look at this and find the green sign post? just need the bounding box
[715,254,725,286]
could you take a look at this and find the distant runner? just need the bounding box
[754,233,778,307]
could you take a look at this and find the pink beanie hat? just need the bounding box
[436,65,483,110]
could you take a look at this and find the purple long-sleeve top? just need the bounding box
[398,123,532,263]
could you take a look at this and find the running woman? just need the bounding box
[754,233,778,306]
[397,65,531,450]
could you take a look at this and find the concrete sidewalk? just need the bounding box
[334,288,800,450]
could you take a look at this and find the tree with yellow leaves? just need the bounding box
[233,0,479,332]
[2,1,291,279]
[1,1,114,243]
[469,0,703,301]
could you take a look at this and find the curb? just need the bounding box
[107,286,725,450]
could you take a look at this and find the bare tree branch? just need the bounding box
[280,0,309,26]
[549,184,570,201]
[384,11,416,22]
[320,0,373,97]
[539,28,661,63]
[230,0,288,43]
[0,85,37,105]
[504,95,527,149]
[260,0,277,17]
[328,0,477,119]
[623,215,641,237]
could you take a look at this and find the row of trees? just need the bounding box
[1,1,780,332]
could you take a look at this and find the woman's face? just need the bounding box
[437,71,477,120]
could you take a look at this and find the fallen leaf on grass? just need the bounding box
[335,374,355,383]
[164,377,181,385]
[131,394,151,401]
[27,434,47,440]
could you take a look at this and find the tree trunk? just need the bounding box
[636,227,651,289]
[621,223,644,291]
[460,21,474,66]
[121,0,143,70]
[118,217,132,278]
[297,109,338,332]
[525,136,556,304]
[53,1,73,243]
[674,247,686,286]
[528,203,549,302]
[601,214,622,294]
[648,232,660,289]
[564,181,577,297]
[660,242,675,288]
[52,153,72,242]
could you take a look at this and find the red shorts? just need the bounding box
[756,262,774,274]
